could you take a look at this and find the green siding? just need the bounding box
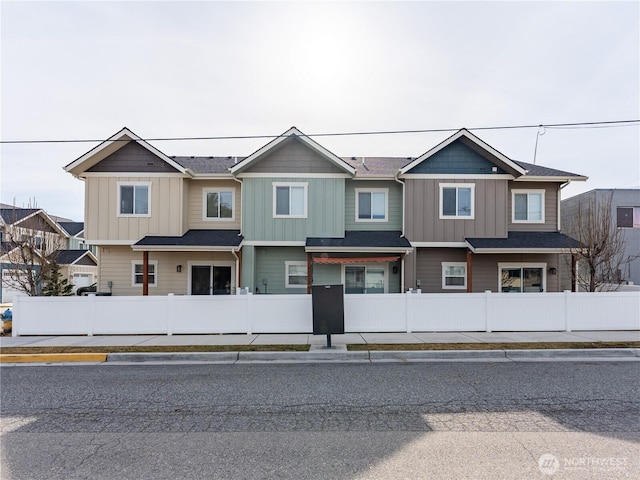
[255,247,307,295]
[345,180,403,231]
[243,177,345,241]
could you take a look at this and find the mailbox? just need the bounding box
[312,284,345,335]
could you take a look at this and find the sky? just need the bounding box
[1,1,638,222]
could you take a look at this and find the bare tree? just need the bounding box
[563,193,637,292]
[1,206,66,296]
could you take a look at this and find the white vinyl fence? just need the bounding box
[11,291,640,336]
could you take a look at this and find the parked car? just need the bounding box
[76,283,97,296]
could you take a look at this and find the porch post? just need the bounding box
[571,254,577,292]
[466,249,473,293]
[142,250,149,296]
[307,252,313,294]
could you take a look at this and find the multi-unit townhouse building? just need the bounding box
[64,127,586,297]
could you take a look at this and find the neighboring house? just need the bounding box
[0,206,97,301]
[64,127,586,296]
[561,189,640,287]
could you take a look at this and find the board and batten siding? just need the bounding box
[405,178,508,242]
[344,180,403,231]
[242,177,345,241]
[85,176,184,242]
[508,182,559,231]
[186,180,242,230]
[254,246,308,295]
[97,246,236,296]
[243,137,347,174]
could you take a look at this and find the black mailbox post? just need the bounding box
[312,284,345,348]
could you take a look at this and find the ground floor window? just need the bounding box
[132,261,157,287]
[442,262,467,289]
[285,261,307,288]
[344,264,386,294]
[190,264,233,295]
[499,264,545,292]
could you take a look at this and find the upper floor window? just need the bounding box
[442,262,467,290]
[356,189,388,222]
[118,182,150,216]
[204,189,234,220]
[617,207,640,228]
[512,190,544,223]
[440,183,474,219]
[273,182,307,218]
[132,260,157,287]
[285,261,308,288]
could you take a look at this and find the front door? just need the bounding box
[191,266,232,295]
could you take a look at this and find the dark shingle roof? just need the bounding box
[306,231,412,249]
[513,160,584,178]
[135,229,243,247]
[0,208,40,224]
[466,231,581,251]
[58,222,84,236]
[172,156,242,174]
[342,157,411,177]
[52,250,96,265]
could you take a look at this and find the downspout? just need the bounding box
[393,174,406,237]
[231,248,241,293]
[558,179,571,231]
[232,175,244,237]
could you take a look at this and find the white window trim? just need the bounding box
[355,188,389,223]
[441,262,467,290]
[131,260,158,287]
[117,181,152,217]
[498,262,546,293]
[439,183,475,219]
[202,188,236,221]
[512,189,545,224]
[273,182,308,218]
[341,263,389,294]
[284,261,308,289]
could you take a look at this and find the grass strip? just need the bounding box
[0,344,310,355]
[347,341,640,351]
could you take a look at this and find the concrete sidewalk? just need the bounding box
[1,330,639,348]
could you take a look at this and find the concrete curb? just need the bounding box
[2,348,639,364]
[106,352,239,363]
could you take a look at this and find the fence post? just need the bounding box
[167,293,174,336]
[87,294,95,336]
[406,290,412,333]
[564,290,571,332]
[485,290,492,333]
[246,293,253,335]
[11,294,20,337]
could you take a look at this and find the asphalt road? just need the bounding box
[1,362,639,479]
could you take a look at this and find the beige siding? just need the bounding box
[405,178,508,242]
[85,176,184,242]
[508,182,559,231]
[186,179,242,230]
[97,246,237,296]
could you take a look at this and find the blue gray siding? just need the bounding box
[407,140,507,175]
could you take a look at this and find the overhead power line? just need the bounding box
[1,119,638,145]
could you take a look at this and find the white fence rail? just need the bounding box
[11,291,640,336]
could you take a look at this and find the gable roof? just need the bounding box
[0,207,66,236]
[64,127,190,177]
[57,222,84,237]
[399,129,528,177]
[230,127,356,176]
[51,249,97,266]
